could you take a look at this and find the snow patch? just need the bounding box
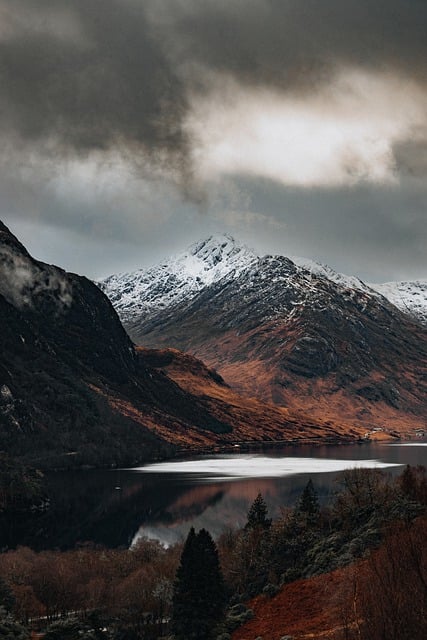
[369,280,427,326]
[291,256,375,295]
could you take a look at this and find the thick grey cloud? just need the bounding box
[4,167,426,282]
[0,1,426,281]
[233,176,427,282]
[0,0,189,171]
[1,0,427,165]
[151,0,427,91]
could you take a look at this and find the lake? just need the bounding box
[2,441,426,551]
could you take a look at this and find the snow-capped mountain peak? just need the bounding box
[99,234,258,323]
[290,256,427,326]
[168,233,257,285]
[99,235,427,330]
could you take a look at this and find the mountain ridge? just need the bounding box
[369,280,427,326]
[99,234,427,437]
[100,235,427,329]
[99,233,258,327]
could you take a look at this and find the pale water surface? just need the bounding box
[134,454,401,480]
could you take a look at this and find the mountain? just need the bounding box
[99,234,257,331]
[100,236,427,331]
[1,223,361,469]
[100,236,427,436]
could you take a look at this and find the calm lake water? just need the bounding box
[2,441,426,551]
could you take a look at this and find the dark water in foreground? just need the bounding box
[2,441,426,550]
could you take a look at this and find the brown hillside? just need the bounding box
[232,565,357,640]
[233,516,427,640]
[123,255,427,438]
[128,347,368,447]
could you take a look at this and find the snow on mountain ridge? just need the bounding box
[99,234,427,328]
[369,280,427,326]
[291,257,427,326]
[99,234,258,323]
[170,233,258,283]
[290,256,374,294]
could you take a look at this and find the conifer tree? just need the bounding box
[0,578,15,613]
[245,492,272,530]
[172,527,225,640]
[237,493,273,596]
[296,479,320,526]
[399,465,418,501]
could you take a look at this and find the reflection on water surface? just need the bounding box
[2,441,426,550]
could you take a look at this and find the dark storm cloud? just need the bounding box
[152,0,427,92]
[0,1,426,281]
[0,0,189,171]
[1,0,427,168]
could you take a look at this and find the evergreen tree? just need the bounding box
[399,465,419,501]
[296,479,320,526]
[236,493,273,596]
[172,527,225,640]
[245,492,272,530]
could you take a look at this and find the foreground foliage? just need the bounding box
[0,465,425,639]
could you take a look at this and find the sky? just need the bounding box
[0,0,426,283]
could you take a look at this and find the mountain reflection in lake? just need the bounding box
[2,442,426,551]
[130,452,403,547]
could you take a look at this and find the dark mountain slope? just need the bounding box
[123,255,427,436]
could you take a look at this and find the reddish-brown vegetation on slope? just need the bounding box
[233,515,427,640]
[132,347,367,448]
[171,318,427,438]
[216,348,426,437]
[232,565,357,640]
